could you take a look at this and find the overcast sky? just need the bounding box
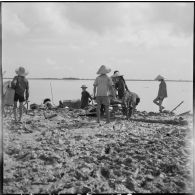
[2,2,194,80]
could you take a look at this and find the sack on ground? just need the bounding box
[30,103,39,110]
[3,88,15,106]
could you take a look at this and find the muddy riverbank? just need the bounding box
[3,108,193,193]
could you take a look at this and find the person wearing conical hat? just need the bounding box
[80,85,92,109]
[153,75,167,112]
[11,66,29,123]
[112,70,129,100]
[93,65,116,123]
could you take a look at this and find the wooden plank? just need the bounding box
[170,101,184,113]
[177,110,191,116]
[129,118,188,126]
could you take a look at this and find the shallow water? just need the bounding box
[4,79,193,114]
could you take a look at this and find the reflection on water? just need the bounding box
[4,79,193,114]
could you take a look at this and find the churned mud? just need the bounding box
[3,108,193,193]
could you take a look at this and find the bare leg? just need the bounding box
[159,99,164,112]
[18,102,23,122]
[96,104,101,123]
[13,101,17,121]
[105,105,110,123]
[2,97,6,117]
[153,98,160,106]
[2,102,6,117]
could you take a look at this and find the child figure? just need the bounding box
[93,65,116,123]
[11,66,29,122]
[80,85,92,109]
[153,75,167,112]
[43,98,53,109]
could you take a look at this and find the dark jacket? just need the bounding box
[11,76,29,98]
[158,80,167,98]
[115,77,128,99]
[81,91,92,109]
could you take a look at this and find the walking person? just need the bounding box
[153,75,167,112]
[11,66,29,123]
[93,65,115,124]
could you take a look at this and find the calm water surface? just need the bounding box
[27,80,193,115]
[4,79,193,114]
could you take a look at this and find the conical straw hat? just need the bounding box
[154,75,164,81]
[111,71,123,77]
[97,65,111,74]
[81,85,87,88]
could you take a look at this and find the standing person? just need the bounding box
[80,85,92,109]
[11,66,29,122]
[153,75,167,112]
[93,65,115,123]
[112,71,129,100]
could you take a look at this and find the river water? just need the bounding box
[3,79,193,114]
[20,80,193,113]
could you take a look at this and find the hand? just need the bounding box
[13,79,17,84]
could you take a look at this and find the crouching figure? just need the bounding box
[122,91,140,119]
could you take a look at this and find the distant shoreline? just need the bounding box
[3,78,193,82]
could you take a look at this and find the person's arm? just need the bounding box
[157,82,163,98]
[111,86,116,99]
[108,78,116,99]
[93,77,98,98]
[115,82,118,90]
[125,83,129,91]
[122,77,129,91]
[88,92,93,100]
[25,80,29,100]
[93,85,97,99]
[11,76,17,89]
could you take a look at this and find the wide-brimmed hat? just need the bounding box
[81,85,87,88]
[111,71,123,78]
[15,66,28,76]
[155,75,164,81]
[97,65,111,75]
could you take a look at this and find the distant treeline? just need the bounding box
[3,77,193,82]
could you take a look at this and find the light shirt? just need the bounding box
[94,74,113,97]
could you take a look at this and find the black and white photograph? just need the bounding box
[1,1,194,194]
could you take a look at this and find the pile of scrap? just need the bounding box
[62,100,81,109]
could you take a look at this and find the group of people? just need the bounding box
[80,65,141,123]
[80,65,167,123]
[3,65,167,123]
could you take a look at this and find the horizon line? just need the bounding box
[3,77,193,82]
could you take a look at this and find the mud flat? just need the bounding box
[3,108,193,193]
